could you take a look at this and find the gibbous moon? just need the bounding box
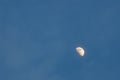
[76,47,85,56]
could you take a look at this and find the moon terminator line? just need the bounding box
[76,47,85,56]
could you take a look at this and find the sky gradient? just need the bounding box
[0,0,120,80]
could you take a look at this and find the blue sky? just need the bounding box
[0,0,120,80]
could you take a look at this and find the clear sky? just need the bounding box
[0,0,120,80]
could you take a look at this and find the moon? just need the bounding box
[76,47,85,56]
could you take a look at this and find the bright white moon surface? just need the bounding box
[76,47,85,56]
